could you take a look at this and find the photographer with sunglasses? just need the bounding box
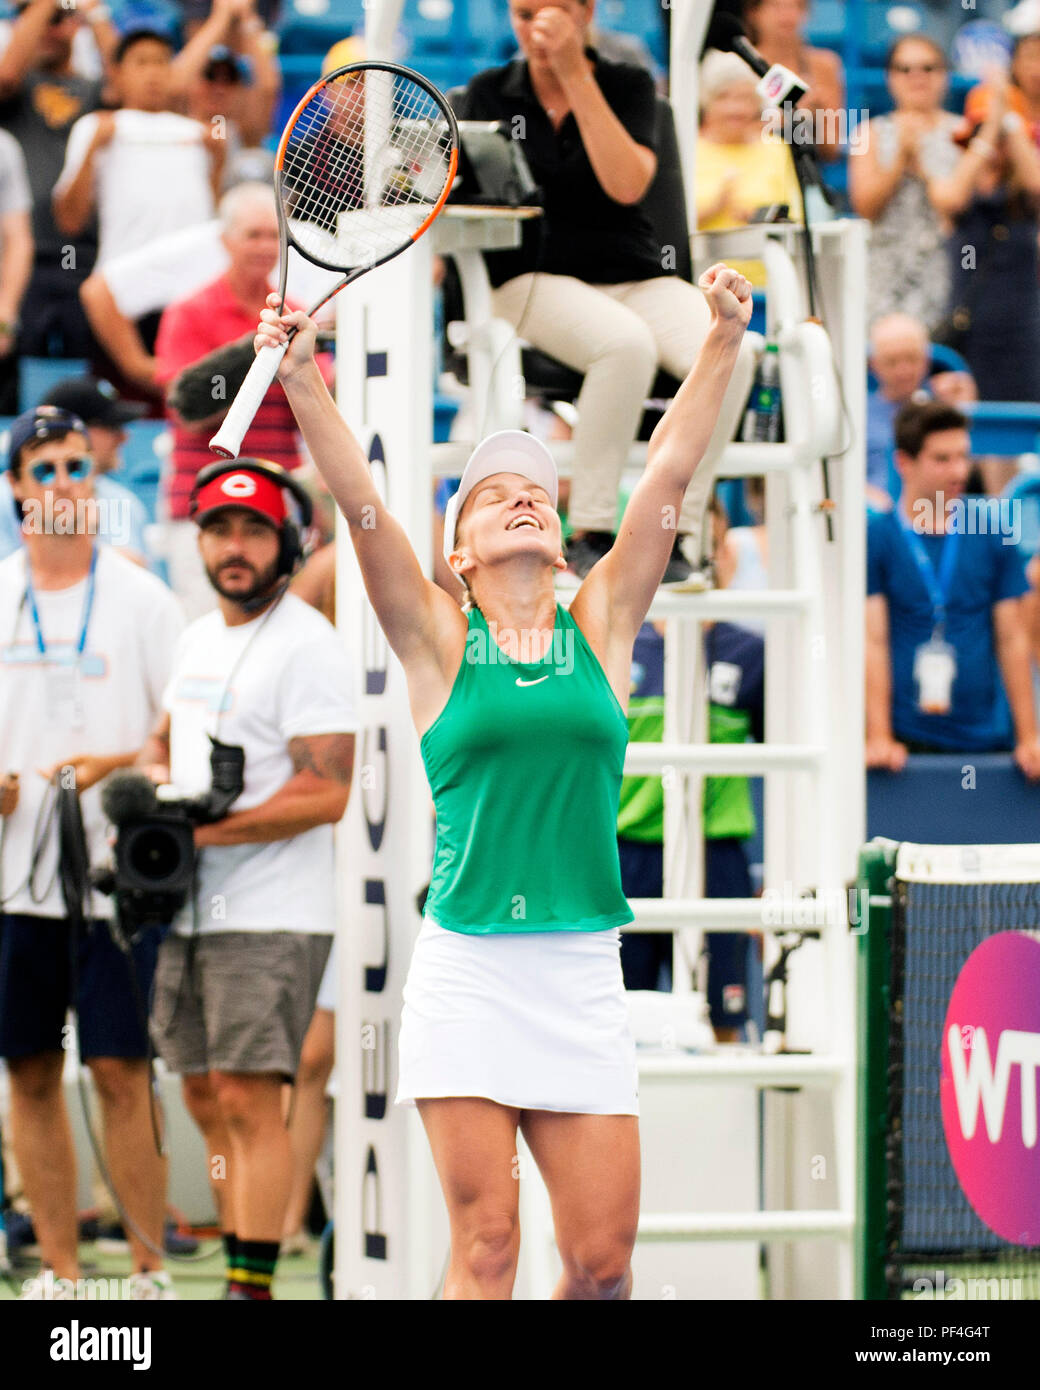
[0,404,184,1300]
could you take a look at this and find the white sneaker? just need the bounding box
[127,1270,178,1300]
[19,1272,78,1300]
[279,1230,310,1258]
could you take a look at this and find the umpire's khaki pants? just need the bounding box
[492,273,756,549]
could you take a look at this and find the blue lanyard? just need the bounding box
[23,546,98,660]
[895,510,960,635]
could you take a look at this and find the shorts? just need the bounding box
[396,916,639,1115]
[151,931,331,1078]
[0,913,160,1061]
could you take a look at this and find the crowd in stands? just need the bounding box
[4,0,1040,1297]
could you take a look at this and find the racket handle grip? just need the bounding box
[208,341,288,459]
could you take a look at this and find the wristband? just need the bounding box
[970,136,995,159]
[1002,110,1024,135]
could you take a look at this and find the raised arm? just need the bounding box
[80,271,160,391]
[848,115,913,221]
[571,264,751,649]
[169,0,240,100]
[0,0,53,99]
[0,208,33,355]
[533,8,656,204]
[235,3,281,148]
[257,297,464,673]
[53,111,115,238]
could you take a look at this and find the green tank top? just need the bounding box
[420,603,635,935]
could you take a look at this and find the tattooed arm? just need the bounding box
[194,732,355,846]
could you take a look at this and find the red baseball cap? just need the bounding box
[193,467,288,529]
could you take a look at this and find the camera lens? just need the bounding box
[127,825,186,883]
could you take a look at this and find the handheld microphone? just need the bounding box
[704,13,809,107]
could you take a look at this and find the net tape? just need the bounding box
[279,67,453,272]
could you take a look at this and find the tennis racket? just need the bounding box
[209,61,459,460]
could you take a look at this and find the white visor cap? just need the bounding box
[442,430,559,568]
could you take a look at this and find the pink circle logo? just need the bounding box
[941,931,1040,1246]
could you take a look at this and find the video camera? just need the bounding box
[93,737,245,938]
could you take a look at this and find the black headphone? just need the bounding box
[189,458,314,578]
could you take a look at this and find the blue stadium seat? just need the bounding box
[18,358,89,414]
[862,1,926,64]
[108,0,182,38]
[276,0,364,56]
[466,0,517,65]
[401,0,461,56]
[806,0,845,48]
[593,0,668,69]
[113,418,169,523]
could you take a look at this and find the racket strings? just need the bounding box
[280,68,454,270]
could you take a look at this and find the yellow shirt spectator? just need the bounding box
[696,52,803,285]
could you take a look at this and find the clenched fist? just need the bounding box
[698,263,754,331]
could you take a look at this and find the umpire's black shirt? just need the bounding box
[455,51,667,288]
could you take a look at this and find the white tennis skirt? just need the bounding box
[395,915,639,1115]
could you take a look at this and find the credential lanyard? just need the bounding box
[23,546,98,661]
[896,511,960,637]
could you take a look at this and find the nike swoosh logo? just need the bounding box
[515,675,549,687]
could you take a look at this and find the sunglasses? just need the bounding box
[29,456,94,485]
[890,62,945,75]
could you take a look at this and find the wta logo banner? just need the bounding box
[941,931,1040,1246]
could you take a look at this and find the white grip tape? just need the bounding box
[208,341,288,459]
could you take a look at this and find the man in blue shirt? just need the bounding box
[866,401,1040,777]
[1,377,154,567]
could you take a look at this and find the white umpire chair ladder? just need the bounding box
[433,217,867,1299]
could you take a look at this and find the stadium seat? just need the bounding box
[275,0,365,55]
[594,0,668,70]
[18,358,89,415]
[106,0,183,43]
[964,401,1040,458]
[401,0,462,56]
[467,0,517,64]
[806,0,845,49]
[113,418,168,523]
[861,1,926,64]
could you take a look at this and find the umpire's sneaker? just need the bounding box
[564,530,614,579]
[127,1270,178,1300]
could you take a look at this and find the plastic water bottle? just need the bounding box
[741,343,784,444]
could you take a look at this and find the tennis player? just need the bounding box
[255,261,753,1300]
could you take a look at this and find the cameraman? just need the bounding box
[142,459,356,1301]
[0,405,184,1300]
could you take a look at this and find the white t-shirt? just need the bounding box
[162,592,357,936]
[55,109,214,265]
[0,547,184,919]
